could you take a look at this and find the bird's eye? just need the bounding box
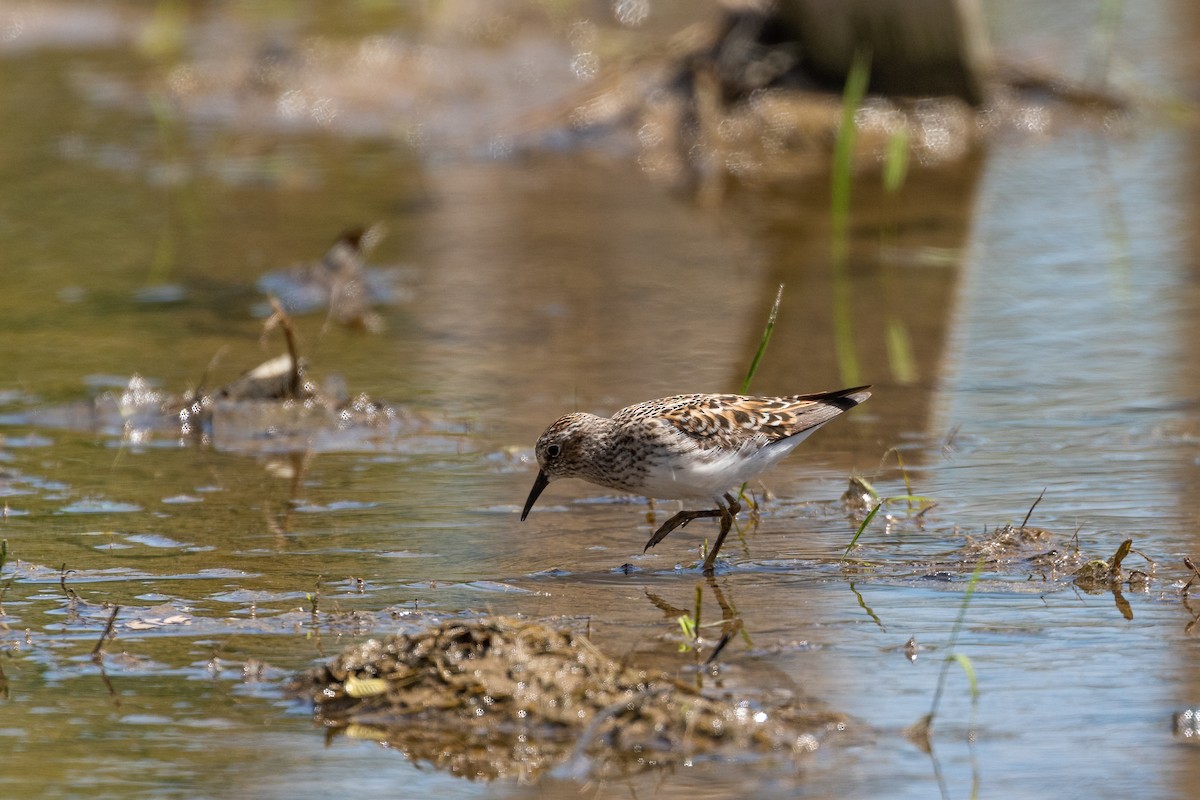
[546,444,562,458]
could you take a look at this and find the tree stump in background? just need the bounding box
[774,0,991,103]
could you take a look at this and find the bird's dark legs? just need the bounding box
[643,492,742,573]
[702,493,741,574]
[643,508,722,551]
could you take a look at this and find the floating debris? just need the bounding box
[289,616,848,782]
[841,475,878,515]
[960,523,1062,568]
[1072,538,1136,592]
[10,302,446,454]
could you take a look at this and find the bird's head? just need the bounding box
[520,412,605,520]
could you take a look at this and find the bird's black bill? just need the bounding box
[521,470,550,521]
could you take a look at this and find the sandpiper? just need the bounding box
[521,386,871,572]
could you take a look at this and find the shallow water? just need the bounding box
[2,1,1200,798]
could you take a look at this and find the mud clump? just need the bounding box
[960,523,1068,570]
[289,616,847,782]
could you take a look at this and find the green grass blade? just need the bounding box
[842,501,881,559]
[831,49,871,387]
[741,284,784,394]
[737,285,785,502]
[950,653,979,701]
[957,559,984,623]
[886,318,918,385]
[890,448,914,499]
[831,48,872,257]
[884,494,938,504]
[848,580,886,631]
[928,558,985,722]
[883,125,910,195]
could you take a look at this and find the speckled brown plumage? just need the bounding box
[520,385,871,572]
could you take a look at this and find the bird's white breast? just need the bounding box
[632,425,824,502]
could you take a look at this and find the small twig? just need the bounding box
[94,655,121,708]
[1019,488,1047,530]
[266,297,302,399]
[1182,557,1200,596]
[0,539,11,616]
[914,502,938,519]
[309,575,323,624]
[193,344,229,398]
[91,605,120,660]
[705,628,736,664]
[1109,539,1133,577]
[59,563,79,602]
[1130,546,1156,572]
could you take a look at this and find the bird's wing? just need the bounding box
[655,388,870,450]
